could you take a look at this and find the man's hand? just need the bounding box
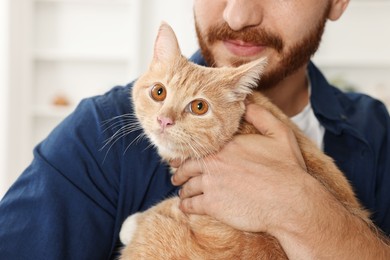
[171,103,309,233]
[171,103,390,259]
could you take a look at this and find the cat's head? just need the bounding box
[132,22,266,162]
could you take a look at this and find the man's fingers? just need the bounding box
[179,175,203,199]
[245,103,307,170]
[171,159,202,186]
[179,195,207,215]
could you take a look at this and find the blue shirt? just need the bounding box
[1,52,389,259]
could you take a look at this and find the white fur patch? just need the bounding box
[119,213,140,245]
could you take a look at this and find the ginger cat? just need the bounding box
[119,22,372,259]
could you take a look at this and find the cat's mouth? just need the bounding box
[155,140,190,161]
[151,131,182,155]
[150,130,197,160]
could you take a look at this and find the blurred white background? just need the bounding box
[1,0,389,198]
[0,0,10,198]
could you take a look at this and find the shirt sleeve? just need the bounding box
[373,101,390,236]
[0,97,121,259]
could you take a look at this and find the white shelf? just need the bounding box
[28,0,140,149]
[34,50,131,63]
[352,0,390,4]
[32,104,75,118]
[313,57,390,68]
[34,0,132,5]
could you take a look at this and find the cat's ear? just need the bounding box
[230,57,268,100]
[152,22,182,65]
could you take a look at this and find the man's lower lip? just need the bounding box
[223,41,264,57]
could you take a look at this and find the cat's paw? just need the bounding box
[119,213,140,245]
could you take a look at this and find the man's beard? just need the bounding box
[195,6,330,90]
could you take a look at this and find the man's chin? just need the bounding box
[211,46,265,68]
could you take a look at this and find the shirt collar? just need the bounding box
[190,50,207,66]
[308,62,346,122]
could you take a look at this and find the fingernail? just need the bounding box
[171,175,177,185]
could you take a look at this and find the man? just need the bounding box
[1,0,389,259]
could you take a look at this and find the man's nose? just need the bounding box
[223,0,263,31]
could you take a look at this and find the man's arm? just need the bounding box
[172,104,390,259]
[272,173,390,259]
[0,98,119,259]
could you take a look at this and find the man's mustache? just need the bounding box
[206,23,284,54]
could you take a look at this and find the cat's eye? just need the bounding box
[189,99,209,115]
[150,83,167,102]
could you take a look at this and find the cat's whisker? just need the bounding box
[102,131,140,162]
[123,134,140,155]
[108,119,141,138]
[193,137,224,177]
[101,123,142,151]
[101,113,135,128]
[100,117,145,163]
[180,142,188,164]
[190,136,213,156]
[101,126,141,162]
[124,132,150,155]
[102,118,139,134]
[101,113,135,126]
[101,114,139,133]
[182,136,215,176]
[142,141,157,154]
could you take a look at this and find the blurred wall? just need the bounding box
[0,0,9,197]
[137,0,198,71]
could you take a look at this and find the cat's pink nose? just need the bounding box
[157,116,174,130]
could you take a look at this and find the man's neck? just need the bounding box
[261,65,309,117]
